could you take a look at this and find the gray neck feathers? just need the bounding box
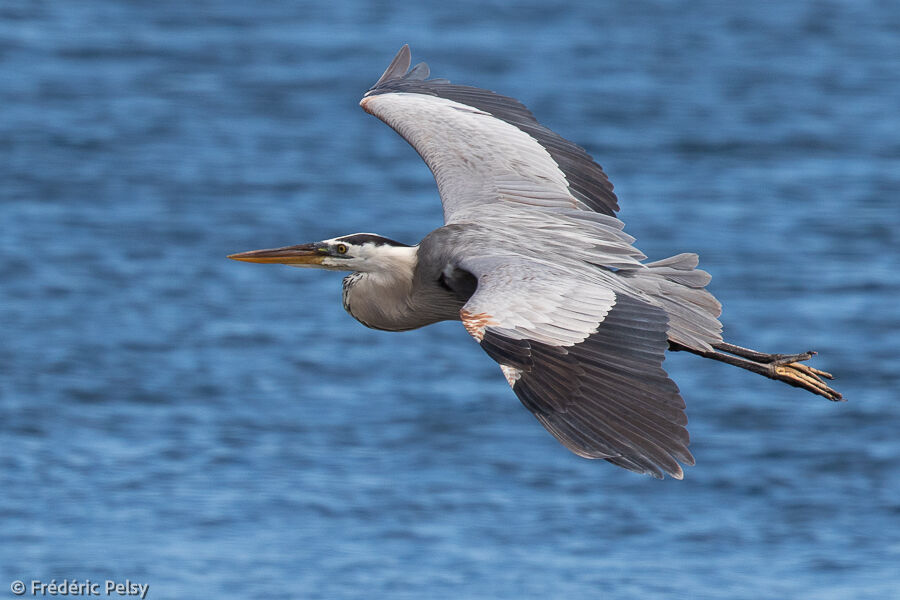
[341,246,418,331]
[341,245,464,331]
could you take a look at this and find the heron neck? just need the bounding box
[341,247,421,331]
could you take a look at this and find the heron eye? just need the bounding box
[335,244,349,254]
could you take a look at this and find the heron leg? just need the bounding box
[670,341,843,401]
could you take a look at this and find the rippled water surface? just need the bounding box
[2,1,898,598]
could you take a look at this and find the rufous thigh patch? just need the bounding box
[460,309,498,342]
[499,364,523,387]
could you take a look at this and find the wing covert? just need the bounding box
[457,255,693,479]
[361,45,619,223]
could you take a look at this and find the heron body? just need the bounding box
[230,46,841,479]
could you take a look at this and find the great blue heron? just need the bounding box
[229,46,841,479]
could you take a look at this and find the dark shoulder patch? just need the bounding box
[337,233,411,247]
[438,266,478,302]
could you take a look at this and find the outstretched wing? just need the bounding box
[456,255,693,479]
[361,45,618,223]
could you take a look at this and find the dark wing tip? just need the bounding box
[370,45,436,91]
[366,46,449,96]
[406,61,430,80]
[371,44,412,88]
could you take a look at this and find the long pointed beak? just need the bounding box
[227,243,324,265]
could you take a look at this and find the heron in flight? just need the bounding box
[230,46,841,479]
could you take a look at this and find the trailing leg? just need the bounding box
[670,341,843,401]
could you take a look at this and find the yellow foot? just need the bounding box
[773,360,843,401]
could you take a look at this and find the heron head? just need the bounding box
[228,233,415,273]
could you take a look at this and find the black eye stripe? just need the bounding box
[335,234,410,247]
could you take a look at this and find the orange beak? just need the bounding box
[227,243,325,265]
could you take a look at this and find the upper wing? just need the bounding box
[360,45,618,223]
[456,255,693,479]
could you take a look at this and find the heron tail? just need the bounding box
[622,253,841,400]
[623,253,724,351]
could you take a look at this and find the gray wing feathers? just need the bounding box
[462,205,646,270]
[454,211,722,352]
[480,293,694,479]
[364,47,726,478]
[363,46,618,219]
[458,255,615,346]
[458,255,693,479]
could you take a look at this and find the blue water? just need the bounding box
[2,1,898,598]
